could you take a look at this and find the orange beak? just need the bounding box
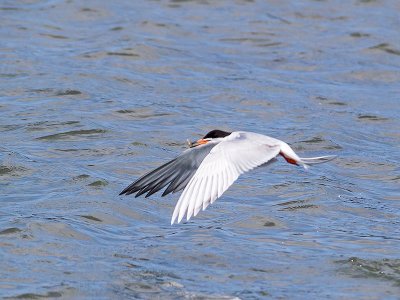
[190,139,209,148]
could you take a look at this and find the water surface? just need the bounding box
[1,0,400,299]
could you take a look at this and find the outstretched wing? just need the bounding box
[119,142,219,198]
[171,132,281,224]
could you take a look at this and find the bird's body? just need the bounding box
[120,130,336,224]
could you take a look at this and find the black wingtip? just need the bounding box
[119,187,129,195]
[135,188,147,198]
[119,183,142,196]
[119,186,134,196]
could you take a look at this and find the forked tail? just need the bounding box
[279,142,336,169]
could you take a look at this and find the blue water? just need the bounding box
[1,0,400,299]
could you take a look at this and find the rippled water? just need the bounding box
[1,0,400,299]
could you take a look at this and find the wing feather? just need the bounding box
[171,171,192,194]
[161,170,186,196]
[119,142,218,197]
[197,177,208,213]
[202,176,212,211]
[187,177,203,221]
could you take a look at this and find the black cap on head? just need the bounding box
[203,129,231,139]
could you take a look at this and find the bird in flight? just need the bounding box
[120,130,336,224]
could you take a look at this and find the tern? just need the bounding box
[120,130,336,224]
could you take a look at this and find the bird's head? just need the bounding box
[188,129,232,148]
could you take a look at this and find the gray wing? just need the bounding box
[119,142,218,198]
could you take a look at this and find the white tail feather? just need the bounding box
[299,155,337,165]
